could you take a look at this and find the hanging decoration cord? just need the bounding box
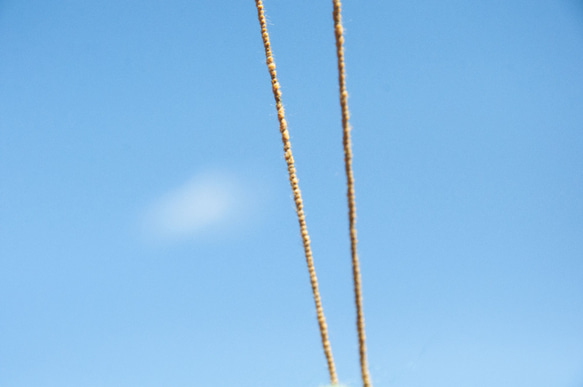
[254,1,339,385]
[331,1,372,387]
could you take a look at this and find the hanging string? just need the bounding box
[331,1,372,387]
[254,1,339,385]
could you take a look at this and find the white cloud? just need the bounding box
[143,172,240,242]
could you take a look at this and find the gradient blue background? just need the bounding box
[1,1,582,386]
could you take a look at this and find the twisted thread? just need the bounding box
[254,1,338,384]
[331,1,372,387]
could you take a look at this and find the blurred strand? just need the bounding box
[254,0,338,384]
[331,1,372,386]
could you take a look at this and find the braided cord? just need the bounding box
[254,1,338,384]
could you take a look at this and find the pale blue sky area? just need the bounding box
[1,1,582,386]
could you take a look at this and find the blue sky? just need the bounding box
[1,1,582,386]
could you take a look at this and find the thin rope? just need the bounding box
[331,1,372,387]
[254,1,338,385]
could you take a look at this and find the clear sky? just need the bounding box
[1,1,582,386]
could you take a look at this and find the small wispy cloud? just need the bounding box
[142,171,242,242]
